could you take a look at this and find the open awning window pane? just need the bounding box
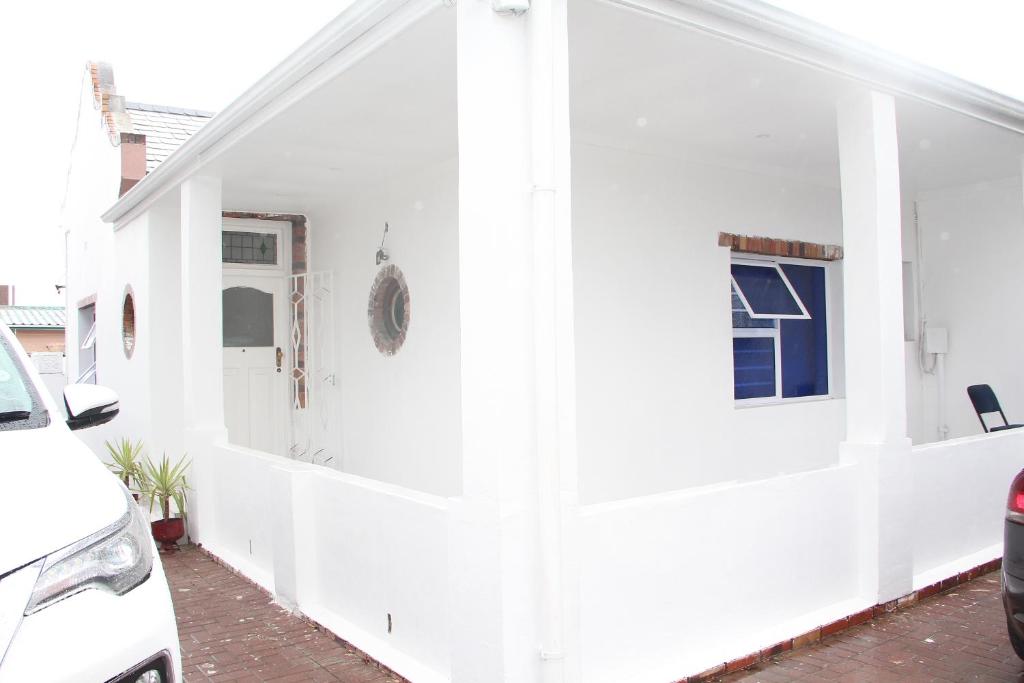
[80,321,97,350]
[76,361,97,385]
[731,263,809,319]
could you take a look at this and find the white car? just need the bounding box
[0,323,181,682]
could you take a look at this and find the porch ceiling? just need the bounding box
[569,0,1024,194]
[217,6,457,212]
[213,0,1024,213]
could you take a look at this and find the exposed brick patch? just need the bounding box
[724,653,758,673]
[682,556,1003,682]
[166,544,406,683]
[759,641,791,659]
[693,663,726,680]
[821,617,849,637]
[719,232,843,261]
[847,607,873,627]
[792,627,822,649]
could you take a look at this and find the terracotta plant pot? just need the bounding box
[151,518,185,552]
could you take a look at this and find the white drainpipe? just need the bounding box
[530,0,566,680]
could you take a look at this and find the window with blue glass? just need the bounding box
[731,260,828,402]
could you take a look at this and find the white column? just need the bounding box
[449,0,577,681]
[180,175,225,543]
[837,91,913,604]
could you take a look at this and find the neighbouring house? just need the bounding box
[63,1,1024,682]
[0,303,67,405]
[0,305,66,354]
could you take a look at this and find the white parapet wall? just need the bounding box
[577,464,865,683]
[911,429,1024,588]
[194,441,451,683]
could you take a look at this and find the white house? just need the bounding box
[63,1,1024,681]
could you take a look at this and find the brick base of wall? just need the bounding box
[680,557,1003,682]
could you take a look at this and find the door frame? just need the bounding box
[221,218,293,454]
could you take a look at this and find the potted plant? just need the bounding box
[140,453,191,551]
[104,437,145,499]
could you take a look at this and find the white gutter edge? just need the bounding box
[101,0,426,227]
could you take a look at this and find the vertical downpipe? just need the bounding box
[531,0,565,680]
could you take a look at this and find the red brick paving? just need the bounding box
[718,570,1024,682]
[165,545,1024,683]
[163,545,401,683]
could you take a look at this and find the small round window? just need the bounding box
[368,265,410,356]
[122,288,136,358]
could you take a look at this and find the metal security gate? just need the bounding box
[288,271,338,467]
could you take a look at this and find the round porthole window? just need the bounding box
[368,265,410,356]
[122,287,137,359]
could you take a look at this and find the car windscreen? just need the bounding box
[0,333,49,430]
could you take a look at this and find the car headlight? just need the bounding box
[24,488,153,615]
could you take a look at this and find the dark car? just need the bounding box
[1004,470,1024,657]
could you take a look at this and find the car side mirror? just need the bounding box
[64,384,120,431]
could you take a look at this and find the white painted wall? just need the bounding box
[62,68,120,388]
[196,441,451,683]
[572,143,846,503]
[146,198,186,458]
[904,177,1024,443]
[579,465,864,683]
[66,191,182,467]
[63,212,155,459]
[297,469,450,682]
[306,157,461,497]
[61,68,140,461]
[912,429,1024,587]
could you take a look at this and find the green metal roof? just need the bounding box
[0,306,66,329]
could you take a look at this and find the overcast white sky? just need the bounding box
[0,0,1022,306]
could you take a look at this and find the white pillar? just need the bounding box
[837,90,913,604]
[180,175,225,543]
[449,0,577,681]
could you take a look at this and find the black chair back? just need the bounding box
[968,383,1009,432]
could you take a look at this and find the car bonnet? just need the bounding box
[0,425,125,576]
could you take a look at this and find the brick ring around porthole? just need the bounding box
[368,264,410,356]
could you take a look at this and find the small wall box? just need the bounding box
[924,327,948,355]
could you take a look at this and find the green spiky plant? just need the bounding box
[140,453,191,523]
[104,438,146,491]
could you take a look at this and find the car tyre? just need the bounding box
[1009,618,1024,659]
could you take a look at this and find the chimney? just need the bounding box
[119,132,147,196]
[0,285,13,305]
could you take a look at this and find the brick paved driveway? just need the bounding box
[719,570,1024,682]
[165,545,1022,683]
[164,545,401,682]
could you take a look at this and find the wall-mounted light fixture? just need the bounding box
[376,222,390,266]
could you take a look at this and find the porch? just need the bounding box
[98,0,1024,681]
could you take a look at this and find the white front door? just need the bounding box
[222,274,289,455]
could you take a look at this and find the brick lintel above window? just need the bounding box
[719,232,843,261]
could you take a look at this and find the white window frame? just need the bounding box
[731,255,833,407]
[80,321,97,350]
[730,258,811,320]
[76,361,97,385]
[77,302,97,385]
[221,219,288,274]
